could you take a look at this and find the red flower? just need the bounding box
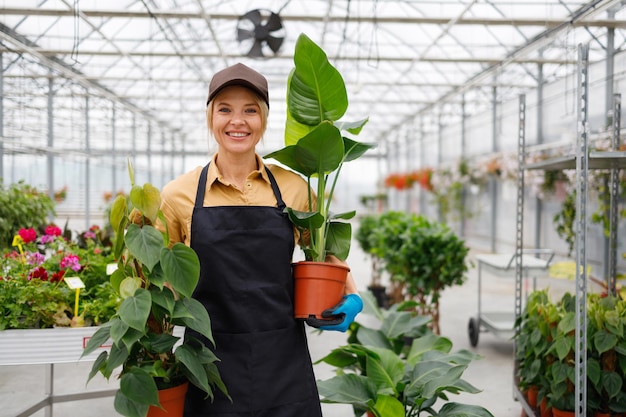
[50,270,65,283]
[18,228,37,243]
[45,225,62,236]
[29,267,49,281]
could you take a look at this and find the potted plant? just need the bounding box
[586,294,626,417]
[514,289,555,416]
[82,162,228,417]
[315,291,495,417]
[264,33,373,318]
[355,214,388,308]
[366,211,471,334]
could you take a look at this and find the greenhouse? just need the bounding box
[0,1,625,417]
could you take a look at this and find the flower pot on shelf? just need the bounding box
[147,382,189,417]
[293,261,348,319]
[552,409,574,417]
[539,397,552,417]
[526,385,538,408]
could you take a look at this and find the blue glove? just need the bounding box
[305,294,363,332]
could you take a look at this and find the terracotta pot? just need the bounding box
[526,385,538,408]
[539,397,552,417]
[551,409,574,417]
[293,261,348,319]
[147,382,189,417]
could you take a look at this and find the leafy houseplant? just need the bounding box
[356,215,387,308]
[367,211,471,334]
[83,163,228,417]
[315,291,495,417]
[264,33,373,263]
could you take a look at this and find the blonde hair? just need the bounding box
[206,90,269,136]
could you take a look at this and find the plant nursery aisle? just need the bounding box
[0,244,572,417]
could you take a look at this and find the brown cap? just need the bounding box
[207,63,269,107]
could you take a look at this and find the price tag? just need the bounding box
[64,276,86,289]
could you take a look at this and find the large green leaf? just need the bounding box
[125,224,163,272]
[119,288,151,332]
[285,106,315,146]
[114,389,149,417]
[343,137,375,163]
[372,395,405,417]
[266,122,344,178]
[82,324,112,357]
[365,347,404,395]
[119,368,160,406]
[437,402,494,417]
[160,243,200,298]
[317,374,377,406]
[110,194,128,232]
[325,221,351,260]
[176,344,210,395]
[178,297,214,345]
[288,33,347,128]
[285,208,325,230]
[129,183,161,225]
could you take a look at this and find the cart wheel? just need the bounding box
[468,317,479,347]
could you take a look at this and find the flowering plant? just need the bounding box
[0,224,119,329]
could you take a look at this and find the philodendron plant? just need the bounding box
[265,33,374,262]
[83,161,228,417]
[315,291,495,417]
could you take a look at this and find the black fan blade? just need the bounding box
[248,39,265,58]
[242,9,262,26]
[237,28,255,42]
[264,12,283,32]
[265,35,284,53]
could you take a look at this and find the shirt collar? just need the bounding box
[206,153,270,190]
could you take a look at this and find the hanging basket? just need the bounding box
[293,261,348,319]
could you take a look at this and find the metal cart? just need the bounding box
[468,249,555,347]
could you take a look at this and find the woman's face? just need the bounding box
[208,85,266,156]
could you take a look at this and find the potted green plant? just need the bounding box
[82,162,228,417]
[264,33,373,318]
[514,289,555,414]
[315,291,495,417]
[366,211,471,333]
[586,294,626,416]
[355,214,388,308]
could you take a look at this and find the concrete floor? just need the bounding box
[0,245,578,417]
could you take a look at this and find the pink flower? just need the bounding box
[60,254,81,272]
[83,231,96,240]
[26,252,45,265]
[45,225,62,236]
[18,228,37,243]
[40,234,55,244]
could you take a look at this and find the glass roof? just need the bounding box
[1,0,625,158]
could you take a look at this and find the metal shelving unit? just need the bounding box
[513,44,623,417]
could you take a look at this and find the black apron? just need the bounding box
[184,164,322,417]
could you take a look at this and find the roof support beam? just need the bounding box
[0,48,577,65]
[0,8,624,28]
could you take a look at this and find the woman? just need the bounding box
[160,63,362,417]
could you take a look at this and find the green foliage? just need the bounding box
[362,211,471,332]
[0,225,118,329]
[264,33,373,262]
[315,291,494,417]
[516,291,626,414]
[83,163,228,417]
[0,180,55,249]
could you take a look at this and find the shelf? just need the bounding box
[523,151,626,170]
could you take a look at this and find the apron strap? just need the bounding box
[194,162,287,210]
